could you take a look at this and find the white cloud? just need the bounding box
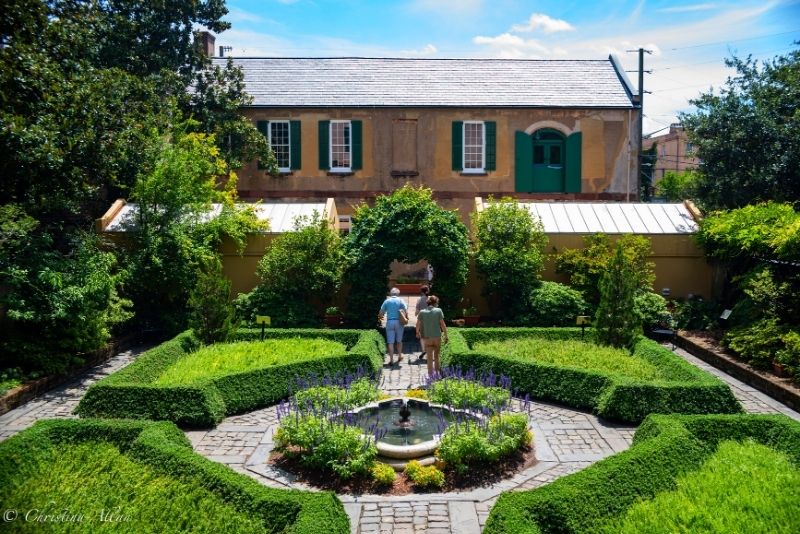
[658,3,718,13]
[472,33,550,58]
[510,13,575,34]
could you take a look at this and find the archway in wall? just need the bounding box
[342,185,470,327]
[515,127,583,193]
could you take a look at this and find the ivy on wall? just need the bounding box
[342,185,470,327]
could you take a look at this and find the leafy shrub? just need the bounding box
[275,414,377,479]
[655,170,699,202]
[76,329,385,427]
[405,388,428,400]
[188,259,236,344]
[443,328,741,423]
[294,377,379,411]
[484,413,800,534]
[633,291,669,330]
[427,378,510,413]
[242,212,343,327]
[673,295,721,330]
[436,413,530,474]
[371,463,396,486]
[472,197,548,321]
[404,460,445,489]
[595,245,641,350]
[724,318,789,369]
[777,330,800,376]
[525,281,588,327]
[0,419,349,533]
[555,233,655,306]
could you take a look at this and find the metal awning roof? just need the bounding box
[479,201,699,234]
[103,202,328,233]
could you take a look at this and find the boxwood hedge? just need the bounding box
[484,413,800,534]
[0,418,349,533]
[76,329,385,427]
[442,328,741,423]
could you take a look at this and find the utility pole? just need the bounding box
[627,48,652,201]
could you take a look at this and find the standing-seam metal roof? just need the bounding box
[214,56,636,108]
[104,202,328,233]
[483,202,699,234]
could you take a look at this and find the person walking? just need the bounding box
[415,284,430,361]
[416,295,448,376]
[379,287,408,366]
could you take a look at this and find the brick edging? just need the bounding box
[674,334,800,412]
[0,333,145,416]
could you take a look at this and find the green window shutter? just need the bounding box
[565,132,582,193]
[452,121,463,171]
[514,131,533,192]
[351,120,362,170]
[290,120,301,170]
[485,121,496,171]
[318,120,330,170]
[257,120,269,170]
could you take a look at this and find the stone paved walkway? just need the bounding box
[1,341,799,534]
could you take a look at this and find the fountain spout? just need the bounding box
[399,399,411,423]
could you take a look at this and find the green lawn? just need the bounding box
[2,441,269,533]
[602,440,800,534]
[474,337,665,381]
[156,338,346,386]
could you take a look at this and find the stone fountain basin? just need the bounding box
[343,397,480,460]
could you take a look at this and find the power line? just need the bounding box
[669,28,800,51]
[658,45,798,71]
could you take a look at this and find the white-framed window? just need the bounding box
[330,120,352,171]
[463,121,485,172]
[267,120,291,172]
[686,142,695,155]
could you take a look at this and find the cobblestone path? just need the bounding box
[1,340,798,533]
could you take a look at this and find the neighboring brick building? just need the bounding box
[642,123,700,187]
[215,55,642,219]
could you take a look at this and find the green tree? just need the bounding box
[656,170,699,202]
[681,46,800,210]
[556,234,655,306]
[595,245,641,350]
[242,213,343,327]
[472,198,548,322]
[188,259,235,344]
[127,131,263,333]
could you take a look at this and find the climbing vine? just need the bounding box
[342,185,470,327]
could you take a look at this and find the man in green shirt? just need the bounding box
[415,295,448,376]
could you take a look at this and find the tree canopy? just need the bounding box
[681,46,800,210]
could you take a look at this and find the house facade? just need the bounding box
[217,56,641,219]
[642,123,700,187]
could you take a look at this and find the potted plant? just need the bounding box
[461,306,480,326]
[324,306,342,328]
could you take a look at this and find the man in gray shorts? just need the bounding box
[379,287,407,366]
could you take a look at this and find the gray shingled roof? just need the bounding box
[215,57,636,108]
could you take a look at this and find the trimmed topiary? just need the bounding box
[76,329,385,427]
[0,418,349,533]
[484,413,800,534]
[442,328,741,423]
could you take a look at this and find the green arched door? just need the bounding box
[532,128,565,192]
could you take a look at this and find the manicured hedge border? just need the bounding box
[442,328,741,423]
[485,413,800,534]
[76,329,385,427]
[0,418,349,534]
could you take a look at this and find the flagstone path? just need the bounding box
[1,340,798,534]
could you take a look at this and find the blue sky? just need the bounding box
[215,0,800,133]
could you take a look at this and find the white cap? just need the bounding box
[390,287,400,296]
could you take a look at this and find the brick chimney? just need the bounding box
[197,31,215,57]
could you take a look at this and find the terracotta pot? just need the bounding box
[324,315,342,328]
[394,283,422,294]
